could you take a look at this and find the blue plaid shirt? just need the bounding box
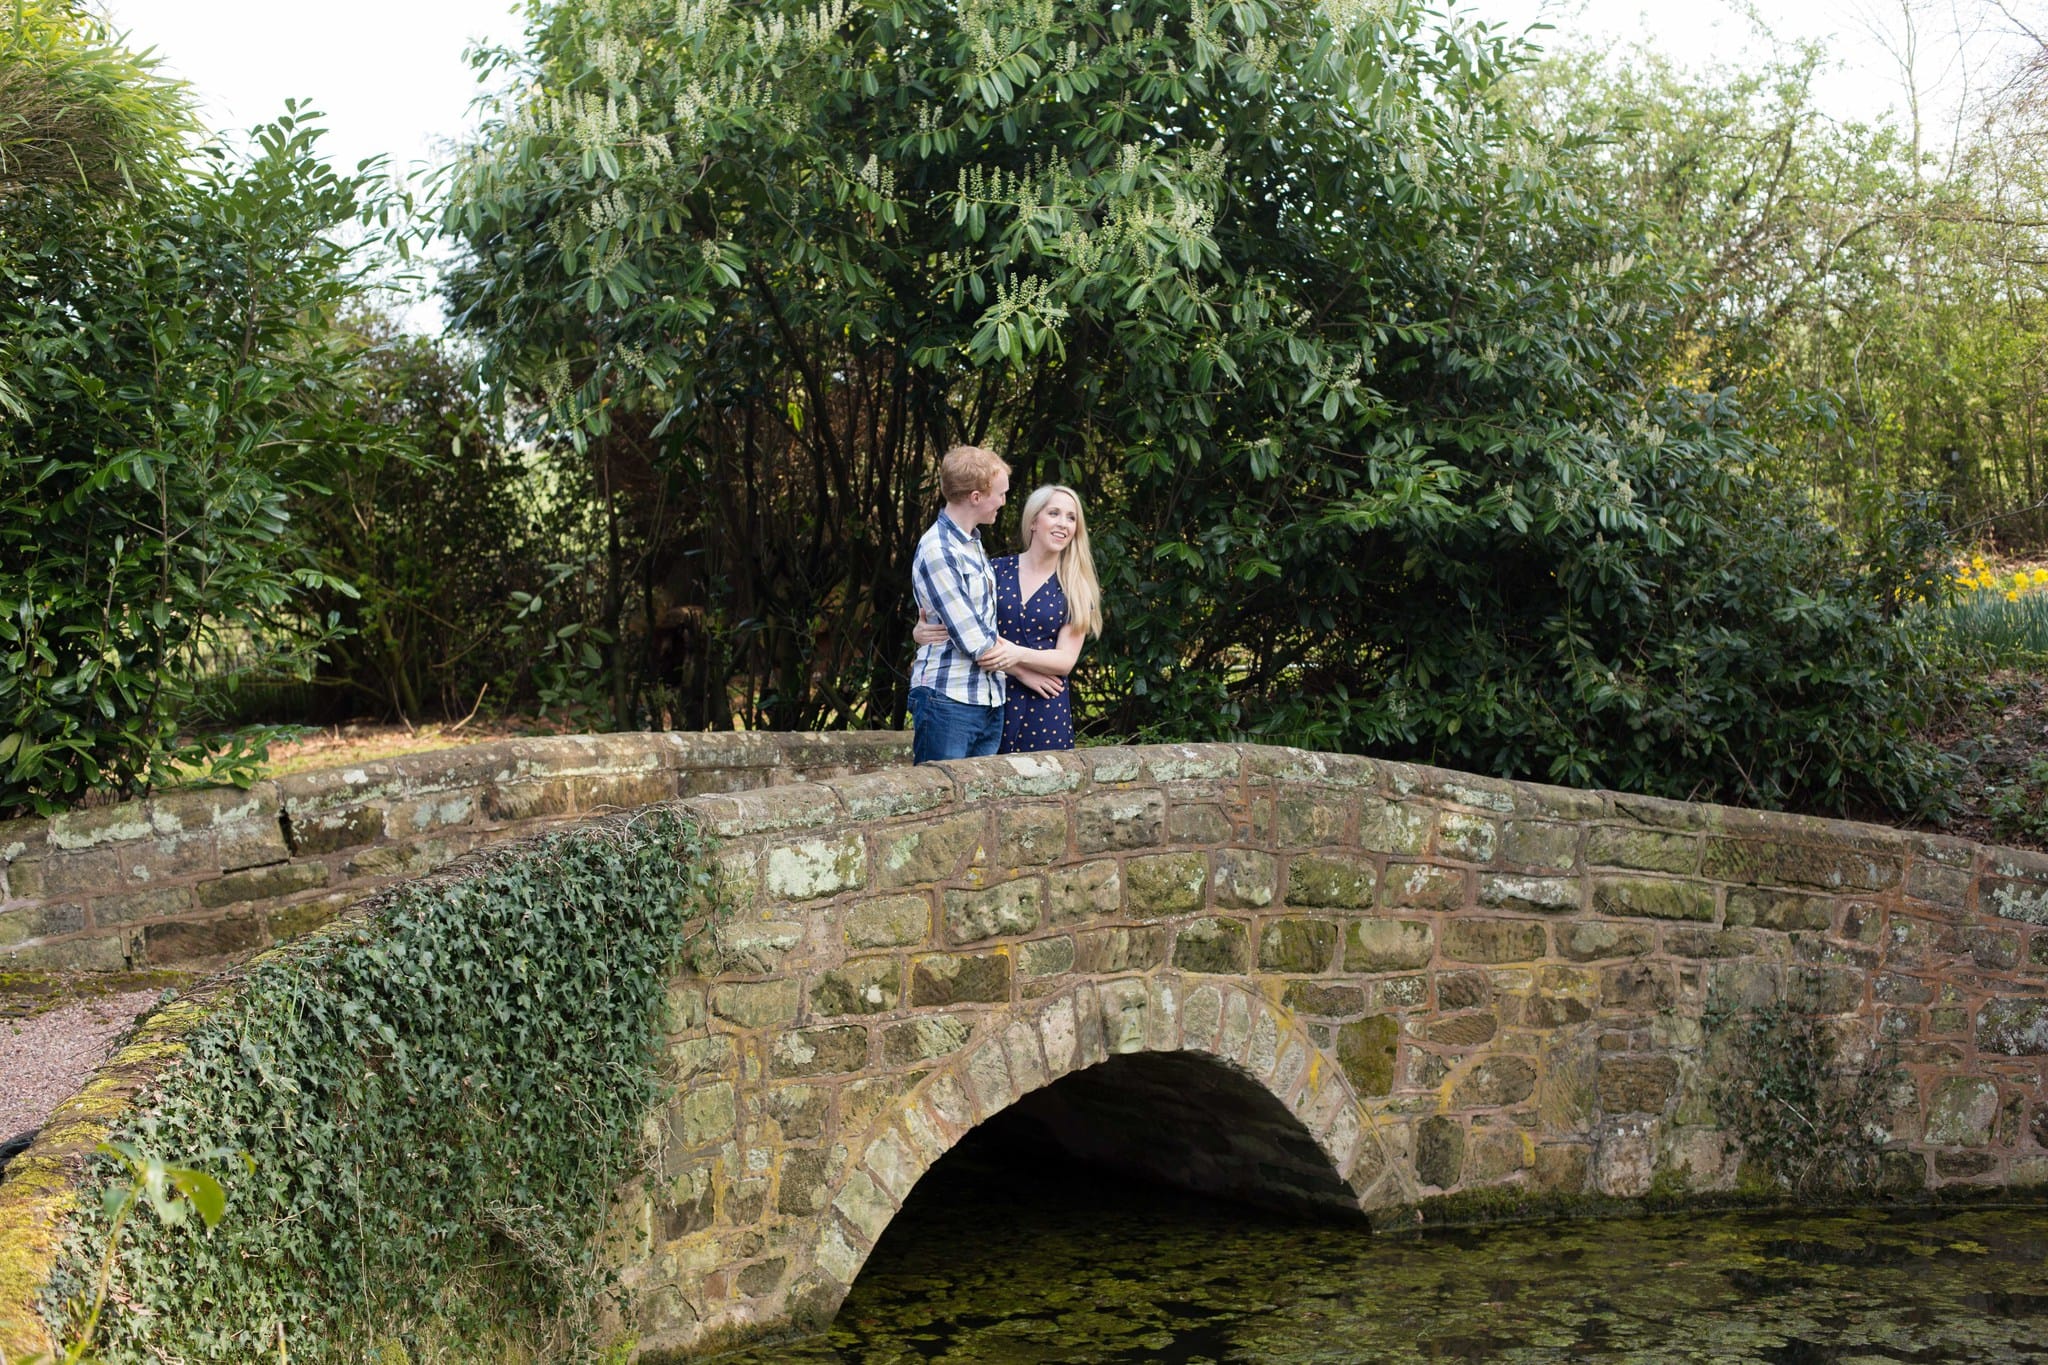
[911,510,1006,707]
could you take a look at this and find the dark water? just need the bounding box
[721,1137,2048,1364]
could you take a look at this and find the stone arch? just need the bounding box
[785,974,1409,1330]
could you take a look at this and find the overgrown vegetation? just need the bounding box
[1707,1001,1903,1198]
[41,810,721,1360]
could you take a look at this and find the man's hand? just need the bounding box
[1011,665,1065,698]
[978,639,1020,672]
[911,611,948,647]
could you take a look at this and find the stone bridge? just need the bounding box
[617,744,2048,1358]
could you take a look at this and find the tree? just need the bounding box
[0,4,386,813]
[445,0,1959,812]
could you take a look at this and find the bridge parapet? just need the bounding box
[623,743,2048,1357]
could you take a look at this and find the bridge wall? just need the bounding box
[624,744,2048,1357]
[0,731,906,972]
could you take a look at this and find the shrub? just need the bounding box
[43,810,721,1360]
[1706,1001,1901,1198]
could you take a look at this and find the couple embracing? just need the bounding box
[907,444,1104,763]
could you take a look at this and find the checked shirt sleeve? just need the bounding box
[914,539,998,659]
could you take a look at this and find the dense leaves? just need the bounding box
[0,3,394,814]
[443,0,1958,812]
[45,811,720,1359]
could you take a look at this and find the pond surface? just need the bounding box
[721,1138,2048,1364]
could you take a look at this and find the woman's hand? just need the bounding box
[911,611,948,647]
[1010,664,1065,698]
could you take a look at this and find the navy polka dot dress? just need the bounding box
[994,554,1075,753]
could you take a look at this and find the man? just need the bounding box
[908,444,1018,762]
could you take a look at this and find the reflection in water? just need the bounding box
[719,1121,2048,1364]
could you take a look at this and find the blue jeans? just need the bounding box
[909,687,1004,764]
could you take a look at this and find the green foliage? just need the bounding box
[287,322,572,726]
[43,810,722,1361]
[1983,753,2048,845]
[0,13,395,815]
[1521,36,2048,548]
[1706,1001,1901,1198]
[0,1,192,207]
[1939,590,2048,664]
[439,0,1963,813]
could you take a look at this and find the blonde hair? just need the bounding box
[1018,484,1104,639]
[939,444,1009,502]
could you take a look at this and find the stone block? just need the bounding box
[1500,820,1578,871]
[289,805,385,855]
[765,834,867,902]
[1073,926,1169,974]
[5,932,130,971]
[1600,963,1675,1011]
[1451,1056,1537,1109]
[1441,919,1547,964]
[1359,797,1431,855]
[144,911,264,963]
[844,894,931,950]
[1702,838,1900,893]
[215,816,290,873]
[910,952,1011,1007]
[345,835,468,880]
[808,959,903,1017]
[1414,1115,1465,1189]
[1123,852,1206,917]
[1905,860,1971,909]
[776,1146,835,1216]
[1168,803,1233,845]
[1017,936,1075,978]
[669,1035,735,1085]
[1983,877,2048,926]
[769,1024,869,1078]
[92,886,194,926]
[0,901,84,944]
[711,980,802,1029]
[672,1082,737,1148]
[11,848,120,900]
[481,780,575,822]
[1344,919,1433,973]
[1437,812,1498,863]
[882,1015,974,1066]
[1378,974,1428,1007]
[875,813,984,888]
[1786,966,1863,1015]
[1277,795,1348,847]
[1925,1077,1999,1146]
[1556,916,1654,961]
[1963,927,2021,971]
[996,804,1068,866]
[1335,1015,1398,1096]
[1585,827,1697,874]
[194,862,329,910]
[1597,1056,1680,1114]
[1592,876,1714,922]
[1286,853,1376,909]
[1258,918,1338,973]
[1381,863,1466,911]
[1284,981,1366,1017]
[944,878,1042,944]
[1171,917,1250,974]
[1533,1143,1591,1194]
[1724,889,1831,932]
[1211,849,1278,909]
[1659,927,1759,959]
[1437,971,1491,1010]
[1075,790,1165,853]
[1428,1013,1498,1047]
[1046,860,1120,923]
[829,766,952,821]
[1978,1000,2048,1055]
[1478,874,1579,915]
[267,896,349,942]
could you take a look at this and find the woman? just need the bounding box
[913,483,1104,753]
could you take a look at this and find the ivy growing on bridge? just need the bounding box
[42,809,721,1361]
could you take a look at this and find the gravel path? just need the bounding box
[0,990,164,1142]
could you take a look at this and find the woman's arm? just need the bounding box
[1006,623,1085,676]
